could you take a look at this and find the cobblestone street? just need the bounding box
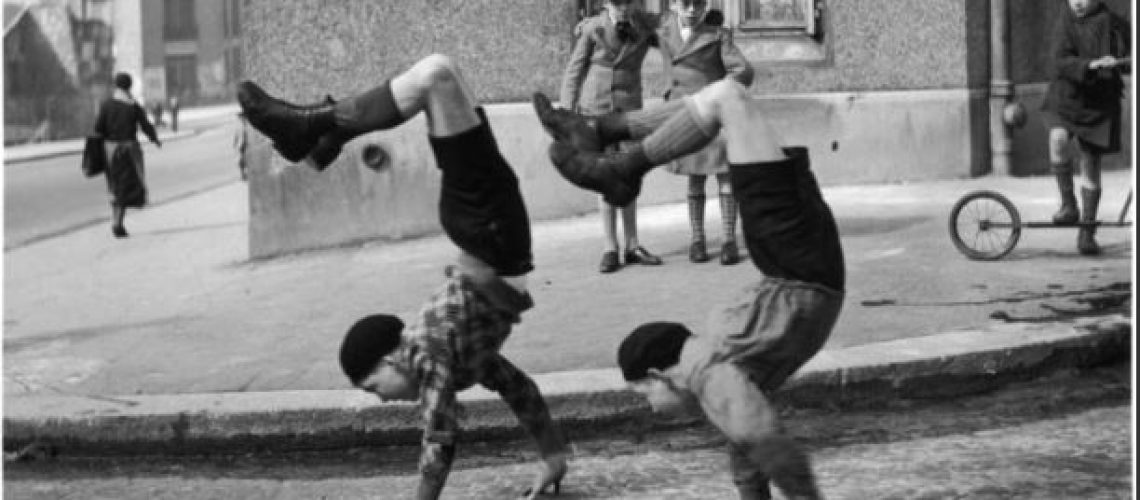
[6,365,1132,499]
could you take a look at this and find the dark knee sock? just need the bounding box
[719,190,737,242]
[688,193,706,242]
[333,80,408,133]
[641,99,716,166]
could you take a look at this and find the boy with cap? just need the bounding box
[237,54,568,500]
[533,78,843,499]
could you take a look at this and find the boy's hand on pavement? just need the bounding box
[521,453,568,499]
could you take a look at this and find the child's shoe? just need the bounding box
[547,141,643,207]
[532,93,602,152]
[720,241,741,265]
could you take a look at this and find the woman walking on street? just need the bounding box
[93,72,162,238]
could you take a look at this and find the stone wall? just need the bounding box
[241,0,1131,258]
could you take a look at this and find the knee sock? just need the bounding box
[688,193,706,243]
[609,98,689,141]
[641,99,717,167]
[333,80,408,134]
[719,190,738,242]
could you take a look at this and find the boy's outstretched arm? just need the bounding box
[480,355,570,495]
[415,358,459,500]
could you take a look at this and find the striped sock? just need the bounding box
[641,99,716,166]
[717,176,737,242]
[688,194,706,243]
[620,99,688,140]
[719,191,737,242]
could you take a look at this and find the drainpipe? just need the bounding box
[989,0,1013,176]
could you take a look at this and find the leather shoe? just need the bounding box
[624,246,662,266]
[548,141,642,207]
[533,92,602,152]
[238,81,336,163]
[720,241,741,265]
[111,225,128,238]
[599,251,621,273]
[689,241,710,263]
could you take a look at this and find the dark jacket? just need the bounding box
[656,10,753,99]
[560,10,659,114]
[1041,4,1130,149]
[95,93,159,143]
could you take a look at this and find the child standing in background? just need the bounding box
[1041,0,1130,255]
[561,0,664,273]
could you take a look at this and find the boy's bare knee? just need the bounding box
[416,54,460,86]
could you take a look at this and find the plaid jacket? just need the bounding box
[397,266,566,499]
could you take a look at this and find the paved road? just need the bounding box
[3,113,242,250]
[4,365,1131,499]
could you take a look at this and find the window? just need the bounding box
[735,0,819,36]
[163,0,198,41]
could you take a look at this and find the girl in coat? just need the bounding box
[657,0,753,265]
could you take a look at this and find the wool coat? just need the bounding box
[657,11,754,176]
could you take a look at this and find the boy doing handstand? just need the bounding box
[238,54,568,500]
[533,79,844,500]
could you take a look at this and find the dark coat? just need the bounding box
[656,11,753,99]
[657,11,754,176]
[560,11,659,114]
[1041,4,1130,151]
[95,95,159,143]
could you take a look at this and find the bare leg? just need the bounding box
[686,80,785,165]
[389,54,481,137]
[599,197,621,273]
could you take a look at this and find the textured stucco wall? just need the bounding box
[243,0,577,105]
[737,0,988,94]
[242,0,1128,258]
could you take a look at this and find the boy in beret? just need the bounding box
[238,54,568,500]
[533,77,844,499]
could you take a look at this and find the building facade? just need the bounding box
[4,0,113,143]
[239,0,1131,258]
[3,0,242,144]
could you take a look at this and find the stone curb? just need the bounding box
[3,315,1130,456]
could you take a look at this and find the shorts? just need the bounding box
[429,108,533,277]
[706,276,844,392]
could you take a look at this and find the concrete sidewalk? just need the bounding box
[2,166,1133,453]
[2,103,239,165]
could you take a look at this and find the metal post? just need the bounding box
[989,0,1013,176]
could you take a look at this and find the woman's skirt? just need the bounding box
[103,140,148,208]
[663,133,728,176]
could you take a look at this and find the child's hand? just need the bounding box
[1089,55,1119,70]
[521,453,568,499]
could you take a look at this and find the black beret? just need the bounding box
[617,322,693,382]
[339,314,404,386]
